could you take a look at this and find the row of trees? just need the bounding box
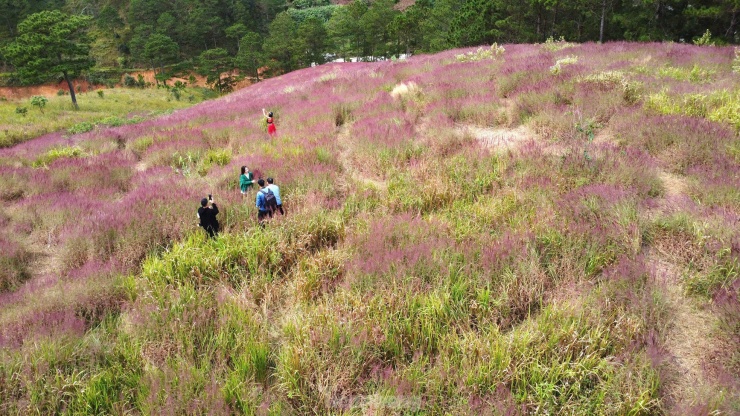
[1,0,739,99]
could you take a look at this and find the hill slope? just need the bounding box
[0,42,738,414]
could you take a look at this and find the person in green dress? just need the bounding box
[240,166,254,195]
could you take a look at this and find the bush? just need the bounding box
[97,90,104,98]
[32,146,85,168]
[30,96,48,113]
[68,121,96,135]
[123,73,137,87]
[14,106,27,116]
[455,43,505,62]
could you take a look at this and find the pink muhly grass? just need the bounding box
[350,114,415,148]
[0,236,32,293]
[0,308,86,348]
[348,214,453,285]
[0,131,67,161]
[479,231,531,277]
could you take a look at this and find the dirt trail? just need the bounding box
[648,251,718,411]
[642,162,723,411]
[461,124,536,151]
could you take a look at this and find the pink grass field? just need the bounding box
[0,42,738,414]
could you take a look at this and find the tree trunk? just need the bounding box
[727,9,737,40]
[600,0,606,43]
[63,71,78,110]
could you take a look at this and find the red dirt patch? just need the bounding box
[0,79,100,100]
[0,70,253,101]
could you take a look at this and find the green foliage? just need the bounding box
[291,0,332,9]
[142,33,179,83]
[2,10,94,108]
[646,90,740,130]
[286,5,339,24]
[68,121,95,135]
[235,32,264,80]
[656,64,715,83]
[541,36,577,52]
[264,12,299,74]
[32,146,85,168]
[550,55,578,75]
[693,29,715,46]
[196,149,233,176]
[96,90,104,98]
[14,106,27,116]
[197,48,235,93]
[580,71,642,105]
[30,96,48,113]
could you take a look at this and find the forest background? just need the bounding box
[0,0,738,89]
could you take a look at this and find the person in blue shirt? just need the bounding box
[255,178,273,227]
[266,177,284,215]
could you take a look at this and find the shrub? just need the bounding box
[14,106,27,116]
[96,90,104,98]
[455,43,505,62]
[693,29,714,46]
[197,149,232,176]
[550,55,578,75]
[123,73,137,87]
[68,121,95,135]
[57,89,66,96]
[32,146,85,168]
[30,96,48,113]
[541,36,576,52]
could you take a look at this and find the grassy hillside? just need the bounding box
[0,42,738,414]
[0,87,216,148]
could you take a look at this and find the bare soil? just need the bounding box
[0,70,253,101]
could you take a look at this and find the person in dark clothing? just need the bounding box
[255,179,273,228]
[198,196,220,238]
[266,177,284,215]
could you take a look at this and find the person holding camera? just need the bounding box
[197,195,220,238]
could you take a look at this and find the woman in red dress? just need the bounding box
[263,108,276,137]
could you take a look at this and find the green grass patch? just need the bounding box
[0,87,212,148]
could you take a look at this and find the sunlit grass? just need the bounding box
[0,87,214,147]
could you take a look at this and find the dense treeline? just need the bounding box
[1,0,738,85]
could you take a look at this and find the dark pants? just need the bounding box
[258,210,272,227]
[203,225,218,238]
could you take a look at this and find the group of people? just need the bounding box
[197,165,284,237]
[196,109,280,237]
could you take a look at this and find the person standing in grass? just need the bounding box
[198,195,220,238]
[266,177,284,215]
[263,108,276,137]
[255,179,274,227]
[240,166,254,195]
